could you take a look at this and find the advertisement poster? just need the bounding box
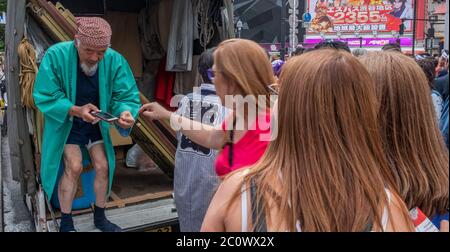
[306,0,414,34]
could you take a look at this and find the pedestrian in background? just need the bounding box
[173,48,229,232]
[416,57,443,121]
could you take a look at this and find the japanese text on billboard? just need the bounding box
[307,0,414,34]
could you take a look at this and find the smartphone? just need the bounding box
[91,111,119,123]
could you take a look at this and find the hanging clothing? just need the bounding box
[139,3,164,61]
[158,0,175,53]
[173,55,202,95]
[138,64,157,102]
[166,0,194,72]
[155,57,175,107]
[33,41,141,199]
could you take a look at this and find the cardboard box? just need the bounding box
[110,127,133,147]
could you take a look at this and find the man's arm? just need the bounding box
[33,50,74,124]
[109,55,141,134]
[110,55,141,117]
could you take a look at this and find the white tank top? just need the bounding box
[240,185,392,232]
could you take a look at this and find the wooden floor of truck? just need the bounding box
[45,159,177,231]
[47,198,178,232]
[111,160,173,200]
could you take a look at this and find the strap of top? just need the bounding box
[240,177,268,232]
[242,180,392,232]
[381,189,392,232]
[250,178,268,232]
[241,183,248,232]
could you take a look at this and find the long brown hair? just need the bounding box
[236,50,408,232]
[359,52,449,217]
[214,39,275,110]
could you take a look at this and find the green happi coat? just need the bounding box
[33,41,141,199]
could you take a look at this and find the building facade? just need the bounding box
[427,0,447,53]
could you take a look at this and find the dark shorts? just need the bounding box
[66,119,103,149]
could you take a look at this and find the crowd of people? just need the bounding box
[141,40,449,232]
[33,16,448,232]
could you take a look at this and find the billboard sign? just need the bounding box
[306,0,414,34]
[304,37,413,47]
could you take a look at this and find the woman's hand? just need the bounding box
[139,102,172,121]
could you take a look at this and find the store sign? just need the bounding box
[304,37,413,47]
[307,0,414,34]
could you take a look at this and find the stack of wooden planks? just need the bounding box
[131,94,176,178]
[26,0,76,41]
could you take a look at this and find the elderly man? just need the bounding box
[33,17,141,232]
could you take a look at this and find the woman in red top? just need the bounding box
[140,39,276,178]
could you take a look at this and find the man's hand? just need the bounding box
[116,111,135,129]
[70,104,100,123]
[139,102,172,122]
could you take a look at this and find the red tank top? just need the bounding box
[215,111,271,177]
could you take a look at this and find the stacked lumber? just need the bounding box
[26,0,76,41]
[131,94,176,178]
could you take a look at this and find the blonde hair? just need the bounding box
[215,39,275,110]
[360,52,449,217]
[233,50,410,232]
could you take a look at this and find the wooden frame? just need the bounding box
[6,0,37,196]
[46,190,173,219]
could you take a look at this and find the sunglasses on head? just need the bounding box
[268,84,279,95]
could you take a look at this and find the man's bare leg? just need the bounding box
[58,145,83,232]
[89,142,122,232]
[89,143,108,208]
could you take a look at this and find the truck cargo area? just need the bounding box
[47,198,178,232]
[45,157,178,232]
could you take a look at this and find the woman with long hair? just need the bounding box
[201,50,414,232]
[359,52,449,228]
[140,39,275,178]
